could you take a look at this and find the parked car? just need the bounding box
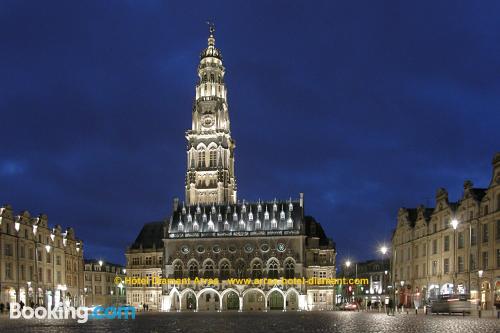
[430,294,471,315]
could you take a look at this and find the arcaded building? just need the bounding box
[159,27,336,312]
[392,153,500,311]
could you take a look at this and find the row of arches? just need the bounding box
[172,257,296,280]
[164,287,301,312]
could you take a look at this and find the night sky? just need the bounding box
[1,1,499,266]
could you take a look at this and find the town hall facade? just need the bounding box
[126,26,336,312]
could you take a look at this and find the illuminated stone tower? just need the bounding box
[185,25,237,205]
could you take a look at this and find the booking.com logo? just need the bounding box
[9,303,136,323]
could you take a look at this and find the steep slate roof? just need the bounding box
[130,221,165,250]
[470,188,487,202]
[407,208,418,227]
[304,215,335,248]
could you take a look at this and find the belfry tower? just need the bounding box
[185,24,237,205]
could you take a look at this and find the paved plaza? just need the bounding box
[0,311,498,333]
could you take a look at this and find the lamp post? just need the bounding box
[380,245,394,308]
[345,260,357,302]
[451,219,459,295]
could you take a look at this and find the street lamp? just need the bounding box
[98,260,103,267]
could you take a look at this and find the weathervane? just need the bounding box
[206,20,215,35]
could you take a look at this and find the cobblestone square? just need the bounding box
[0,312,498,333]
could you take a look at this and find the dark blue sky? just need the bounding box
[1,1,499,265]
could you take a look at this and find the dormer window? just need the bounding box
[187,214,192,223]
[233,212,238,222]
[178,222,184,232]
[217,213,222,222]
[182,206,186,214]
[289,202,293,211]
[287,217,293,229]
[196,206,201,214]
[224,221,229,231]
[271,218,278,229]
[257,204,262,212]
[193,222,199,232]
[207,221,214,232]
[264,211,269,221]
[239,220,245,230]
[248,212,253,221]
[211,206,216,214]
[273,203,277,212]
[255,219,261,230]
[202,213,207,223]
[280,210,285,220]
[242,205,246,213]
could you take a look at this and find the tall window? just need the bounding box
[482,224,489,243]
[432,261,437,275]
[284,261,295,279]
[444,236,450,252]
[482,252,488,269]
[458,232,464,249]
[458,256,464,272]
[267,260,279,279]
[432,239,437,254]
[198,150,206,167]
[471,228,477,246]
[470,254,476,270]
[443,258,449,274]
[203,262,214,278]
[251,263,262,279]
[220,263,230,280]
[209,149,217,167]
[189,263,198,279]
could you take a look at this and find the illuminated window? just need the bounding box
[198,150,206,167]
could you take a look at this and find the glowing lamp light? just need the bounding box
[478,270,483,278]
[451,219,459,230]
[99,260,103,267]
[123,269,127,274]
[50,234,55,241]
[14,222,20,232]
[345,260,351,268]
[45,245,51,253]
[380,246,388,255]
[33,225,38,235]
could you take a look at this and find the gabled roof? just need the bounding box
[304,215,334,248]
[129,221,165,250]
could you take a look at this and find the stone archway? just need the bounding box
[242,289,265,311]
[222,289,239,311]
[268,290,284,310]
[285,289,299,310]
[170,290,180,311]
[197,288,220,311]
[181,289,197,311]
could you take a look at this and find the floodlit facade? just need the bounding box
[0,205,84,307]
[83,259,126,306]
[392,153,500,310]
[159,27,336,312]
[125,222,164,310]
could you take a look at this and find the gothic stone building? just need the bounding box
[392,152,500,310]
[127,26,336,312]
[0,205,84,308]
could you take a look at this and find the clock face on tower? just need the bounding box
[201,114,214,128]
